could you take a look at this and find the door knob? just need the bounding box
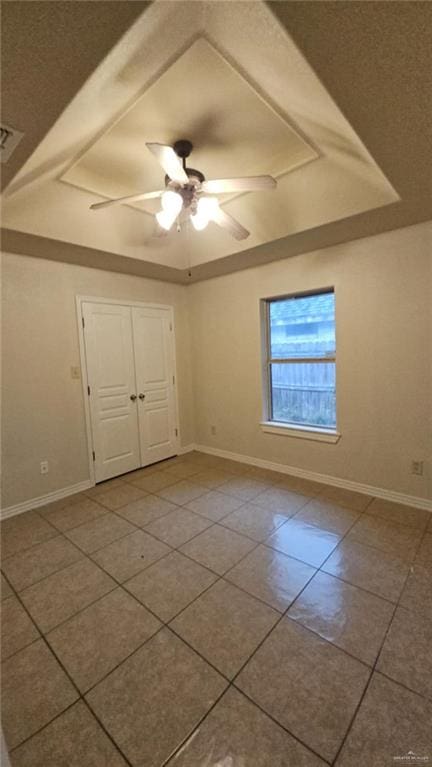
[139,393,145,400]
[130,394,137,401]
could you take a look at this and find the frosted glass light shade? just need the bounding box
[161,190,183,215]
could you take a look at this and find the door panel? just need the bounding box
[83,302,140,482]
[132,307,177,465]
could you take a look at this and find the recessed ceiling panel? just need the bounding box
[61,37,318,213]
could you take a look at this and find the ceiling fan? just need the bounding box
[89,140,277,240]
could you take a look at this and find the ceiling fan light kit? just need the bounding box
[90,139,277,240]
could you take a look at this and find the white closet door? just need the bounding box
[132,306,177,465]
[83,302,140,482]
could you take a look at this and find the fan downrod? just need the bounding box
[173,140,193,159]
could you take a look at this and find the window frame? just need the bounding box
[260,288,340,443]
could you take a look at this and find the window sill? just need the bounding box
[260,421,341,443]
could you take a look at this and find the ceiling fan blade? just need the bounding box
[146,143,189,185]
[202,175,276,194]
[90,190,163,211]
[212,207,250,240]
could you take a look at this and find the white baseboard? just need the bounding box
[1,479,94,520]
[1,449,195,520]
[178,443,195,456]
[194,443,432,512]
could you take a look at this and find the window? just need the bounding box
[263,290,336,433]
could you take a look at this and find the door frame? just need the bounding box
[75,295,181,486]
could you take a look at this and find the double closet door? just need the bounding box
[82,301,178,483]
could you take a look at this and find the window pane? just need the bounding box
[270,362,336,428]
[269,292,335,359]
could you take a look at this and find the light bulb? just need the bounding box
[161,190,183,216]
[191,197,219,231]
[197,196,219,219]
[156,208,177,231]
[191,213,208,231]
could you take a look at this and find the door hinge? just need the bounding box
[175,428,178,437]
[87,385,91,396]
[92,450,95,461]
[169,322,172,331]
[82,316,85,329]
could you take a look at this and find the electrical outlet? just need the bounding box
[411,461,423,476]
[40,461,49,475]
[210,425,217,435]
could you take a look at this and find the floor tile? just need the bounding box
[318,486,372,512]
[236,617,370,763]
[226,544,316,612]
[180,524,256,575]
[86,628,227,767]
[163,462,202,480]
[399,564,432,616]
[91,529,170,582]
[336,673,432,766]
[123,463,166,481]
[1,572,13,600]
[252,486,309,515]
[166,686,327,766]
[115,494,178,527]
[10,700,128,767]
[171,579,278,678]
[275,475,324,496]
[47,588,160,692]
[1,596,39,660]
[288,571,394,665]
[212,457,248,475]
[65,513,135,553]
[377,606,432,700]
[1,511,57,559]
[366,498,430,530]
[157,479,207,505]
[221,502,290,542]
[128,470,178,493]
[36,492,87,515]
[322,538,409,602]
[83,477,125,499]
[144,508,213,547]
[185,490,244,521]
[126,551,217,622]
[20,558,115,633]
[38,496,108,532]
[1,639,78,749]
[95,483,147,510]
[2,535,83,592]
[242,466,281,483]
[219,477,271,502]
[346,514,423,561]
[266,518,340,567]
[189,469,236,489]
[294,498,360,535]
[415,533,432,569]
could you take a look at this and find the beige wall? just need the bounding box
[189,222,432,500]
[1,254,194,508]
[2,221,431,509]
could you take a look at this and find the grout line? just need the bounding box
[329,535,416,766]
[2,455,430,765]
[5,581,133,761]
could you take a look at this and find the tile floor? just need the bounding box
[1,451,431,766]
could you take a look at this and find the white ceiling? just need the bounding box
[1,0,398,272]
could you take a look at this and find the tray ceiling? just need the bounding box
[1,0,403,279]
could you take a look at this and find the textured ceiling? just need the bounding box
[1,1,431,282]
[61,37,318,213]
